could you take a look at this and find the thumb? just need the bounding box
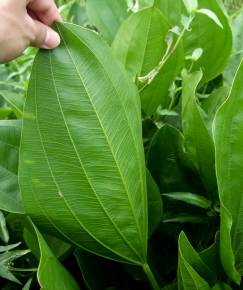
[32,20,61,49]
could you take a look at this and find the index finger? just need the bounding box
[27,0,62,26]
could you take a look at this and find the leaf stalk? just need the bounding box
[142,263,160,290]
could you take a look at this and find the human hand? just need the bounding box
[0,0,62,63]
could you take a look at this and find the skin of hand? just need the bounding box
[0,0,62,63]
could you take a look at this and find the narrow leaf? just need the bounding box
[0,211,9,244]
[196,9,223,29]
[178,232,216,290]
[164,215,209,224]
[181,70,217,196]
[162,192,211,209]
[213,60,243,284]
[224,11,243,85]
[22,278,33,290]
[33,223,80,290]
[0,242,21,253]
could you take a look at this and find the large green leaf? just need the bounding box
[112,7,184,115]
[86,0,130,44]
[156,0,232,83]
[181,70,217,196]
[177,232,216,290]
[0,120,24,214]
[33,223,80,290]
[19,23,147,265]
[213,60,243,284]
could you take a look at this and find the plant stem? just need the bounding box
[142,263,160,290]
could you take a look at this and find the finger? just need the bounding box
[31,19,60,49]
[27,0,62,26]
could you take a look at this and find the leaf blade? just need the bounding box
[213,60,243,284]
[19,23,147,265]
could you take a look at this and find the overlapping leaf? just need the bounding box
[112,7,184,115]
[184,0,232,83]
[181,70,217,196]
[156,0,232,83]
[19,23,147,265]
[178,232,216,290]
[33,224,80,290]
[213,60,243,284]
[224,11,243,85]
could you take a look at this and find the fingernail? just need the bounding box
[43,29,61,49]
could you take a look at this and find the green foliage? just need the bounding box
[181,70,217,196]
[0,0,243,289]
[112,6,184,115]
[213,60,243,284]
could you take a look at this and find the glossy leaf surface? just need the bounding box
[112,7,183,115]
[162,192,211,209]
[213,60,243,284]
[19,23,147,265]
